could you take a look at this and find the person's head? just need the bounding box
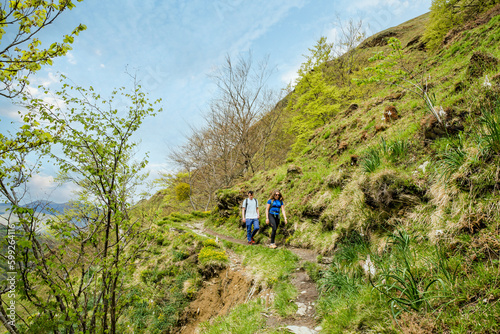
[247,190,254,198]
[269,189,284,202]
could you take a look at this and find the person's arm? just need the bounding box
[241,200,246,222]
[265,203,270,224]
[256,202,260,217]
[281,204,288,224]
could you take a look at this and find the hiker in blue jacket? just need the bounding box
[265,189,288,249]
[241,190,260,245]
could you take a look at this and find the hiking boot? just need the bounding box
[250,240,256,244]
[251,238,256,244]
[248,241,253,245]
[269,244,277,249]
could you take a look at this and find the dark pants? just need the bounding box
[269,214,280,244]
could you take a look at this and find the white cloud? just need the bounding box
[100,64,105,68]
[0,104,22,119]
[27,174,80,203]
[95,49,102,56]
[40,72,59,87]
[280,63,300,86]
[228,1,307,56]
[145,162,171,179]
[66,52,77,65]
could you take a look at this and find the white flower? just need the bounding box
[437,106,446,118]
[435,229,443,236]
[363,255,376,277]
[418,161,430,173]
[484,75,492,88]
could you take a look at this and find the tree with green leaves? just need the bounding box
[286,37,347,154]
[0,78,161,333]
[0,0,86,98]
[0,0,86,184]
[423,0,500,50]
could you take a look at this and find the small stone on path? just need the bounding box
[296,302,307,316]
[286,325,318,334]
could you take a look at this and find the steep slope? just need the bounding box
[203,6,500,333]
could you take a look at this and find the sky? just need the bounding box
[0,0,431,203]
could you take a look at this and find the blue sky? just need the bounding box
[0,0,431,203]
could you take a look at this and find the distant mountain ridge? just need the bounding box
[0,201,71,215]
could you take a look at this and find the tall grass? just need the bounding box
[361,147,381,173]
[199,299,266,334]
[438,134,467,180]
[388,139,410,161]
[373,230,446,318]
[477,100,500,154]
[319,263,361,297]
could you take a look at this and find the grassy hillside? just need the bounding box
[204,7,500,333]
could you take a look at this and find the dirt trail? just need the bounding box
[181,221,323,334]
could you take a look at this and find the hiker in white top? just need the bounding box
[241,190,260,245]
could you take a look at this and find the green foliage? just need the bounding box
[153,172,193,209]
[202,238,219,248]
[357,37,406,85]
[198,246,229,265]
[303,261,322,282]
[437,135,467,180]
[273,282,298,317]
[286,37,345,155]
[127,268,201,333]
[174,182,190,201]
[476,99,500,154]
[373,230,445,318]
[0,79,162,332]
[357,37,443,124]
[199,300,266,334]
[360,147,381,173]
[0,0,86,98]
[387,139,410,161]
[319,264,362,298]
[296,36,334,80]
[423,0,500,51]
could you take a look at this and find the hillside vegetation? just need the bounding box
[200,4,500,333]
[4,1,500,333]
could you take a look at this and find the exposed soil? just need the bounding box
[175,222,322,333]
[175,257,255,334]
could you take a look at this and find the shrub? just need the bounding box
[191,210,211,218]
[202,238,219,248]
[175,182,190,201]
[198,246,228,265]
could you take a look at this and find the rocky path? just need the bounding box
[185,221,323,334]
